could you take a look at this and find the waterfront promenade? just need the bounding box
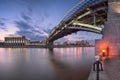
[88,56,120,80]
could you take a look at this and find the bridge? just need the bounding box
[46,0,120,56]
[46,0,107,45]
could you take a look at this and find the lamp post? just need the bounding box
[102,50,105,57]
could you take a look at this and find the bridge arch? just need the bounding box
[46,0,107,45]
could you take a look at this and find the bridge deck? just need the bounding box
[47,0,107,43]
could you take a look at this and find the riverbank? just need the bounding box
[88,56,120,80]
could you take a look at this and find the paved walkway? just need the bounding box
[88,56,120,80]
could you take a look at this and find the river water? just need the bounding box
[0,47,95,80]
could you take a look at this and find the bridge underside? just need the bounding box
[49,27,102,41]
[47,0,107,43]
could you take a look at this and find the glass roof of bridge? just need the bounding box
[59,0,106,25]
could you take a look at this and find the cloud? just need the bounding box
[0,18,8,32]
[0,22,4,26]
[0,27,8,32]
[27,6,33,14]
[16,30,48,40]
[0,2,52,41]
[15,20,33,30]
[0,22,5,26]
[15,19,50,40]
[0,18,8,21]
[14,10,51,41]
[21,12,32,22]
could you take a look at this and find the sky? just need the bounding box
[0,0,102,42]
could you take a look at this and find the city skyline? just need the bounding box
[0,0,102,41]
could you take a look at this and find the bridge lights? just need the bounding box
[86,8,90,11]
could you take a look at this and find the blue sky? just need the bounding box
[0,0,102,41]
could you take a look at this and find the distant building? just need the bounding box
[76,41,83,45]
[28,41,41,45]
[63,41,68,45]
[54,42,62,45]
[0,42,4,46]
[4,36,30,46]
[40,40,47,45]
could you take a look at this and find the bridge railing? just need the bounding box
[48,0,107,39]
[59,0,106,25]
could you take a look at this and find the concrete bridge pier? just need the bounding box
[96,0,120,56]
[46,40,54,48]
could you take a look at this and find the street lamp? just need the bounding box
[102,50,105,57]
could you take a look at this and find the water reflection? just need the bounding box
[48,47,95,80]
[0,47,95,80]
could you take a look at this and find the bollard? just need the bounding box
[96,61,99,80]
[93,55,103,80]
[96,71,99,80]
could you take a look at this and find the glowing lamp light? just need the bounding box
[102,50,106,57]
[102,50,105,53]
[110,2,120,14]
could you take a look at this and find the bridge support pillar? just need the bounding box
[96,0,120,56]
[46,41,53,48]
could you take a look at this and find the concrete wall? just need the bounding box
[95,0,120,56]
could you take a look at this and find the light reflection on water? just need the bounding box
[0,47,95,80]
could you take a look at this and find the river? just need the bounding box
[0,47,95,80]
